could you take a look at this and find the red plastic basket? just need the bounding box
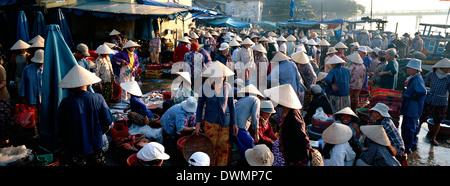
[112,82,122,101]
[370,88,402,98]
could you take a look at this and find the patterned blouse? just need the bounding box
[183,51,204,78]
[348,63,366,90]
[95,56,114,83]
[424,72,450,106]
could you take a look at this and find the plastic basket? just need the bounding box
[370,88,402,98]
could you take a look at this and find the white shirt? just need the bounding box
[323,142,356,166]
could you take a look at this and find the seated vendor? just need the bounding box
[121,81,155,125]
[171,72,194,105]
[161,97,197,139]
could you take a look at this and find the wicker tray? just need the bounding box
[181,134,215,161]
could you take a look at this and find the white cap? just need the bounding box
[137,142,170,162]
[188,152,210,166]
[31,49,44,64]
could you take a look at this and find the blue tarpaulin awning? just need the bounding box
[32,11,46,39]
[207,17,251,28]
[57,9,73,48]
[252,21,281,30]
[16,10,30,43]
[40,24,81,152]
[277,20,327,30]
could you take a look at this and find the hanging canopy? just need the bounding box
[318,19,344,30]
[16,10,30,43]
[252,21,281,31]
[207,17,251,28]
[40,24,82,152]
[56,8,74,48]
[139,0,220,17]
[32,11,46,39]
[63,0,189,19]
[277,20,327,30]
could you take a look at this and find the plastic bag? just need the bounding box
[312,107,329,121]
[14,104,35,129]
[128,124,163,144]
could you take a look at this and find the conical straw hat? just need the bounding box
[270,52,291,63]
[268,32,277,37]
[251,43,267,53]
[10,39,30,50]
[237,84,264,98]
[258,36,269,42]
[189,32,199,39]
[264,84,302,109]
[322,123,353,145]
[325,55,346,65]
[432,58,450,69]
[202,61,235,77]
[241,38,255,45]
[334,42,348,49]
[286,35,296,42]
[276,35,287,42]
[109,29,121,36]
[347,52,363,64]
[176,71,191,85]
[95,44,115,54]
[123,40,140,49]
[228,39,241,47]
[306,39,317,45]
[29,35,44,44]
[326,47,338,55]
[178,36,191,44]
[204,32,212,38]
[317,39,330,46]
[291,51,309,64]
[120,81,143,97]
[30,40,45,48]
[334,107,358,118]
[360,125,391,147]
[317,72,328,82]
[58,65,102,88]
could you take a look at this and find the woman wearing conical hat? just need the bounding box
[321,123,356,166]
[57,65,114,166]
[193,61,237,166]
[9,39,31,94]
[347,52,366,111]
[94,44,116,103]
[419,58,450,146]
[264,84,311,166]
[112,40,141,101]
[356,125,401,166]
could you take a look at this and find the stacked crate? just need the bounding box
[145,64,163,79]
[369,88,403,126]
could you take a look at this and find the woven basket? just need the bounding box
[182,134,215,161]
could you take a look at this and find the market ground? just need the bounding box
[8,64,450,166]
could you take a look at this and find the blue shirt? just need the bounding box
[19,64,43,105]
[267,60,306,93]
[424,72,450,106]
[196,81,236,127]
[57,91,113,155]
[130,95,154,118]
[235,96,260,130]
[374,118,405,155]
[401,73,427,118]
[325,64,351,96]
[161,104,195,136]
[77,58,90,71]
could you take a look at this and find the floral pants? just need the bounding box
[203,121,230,166]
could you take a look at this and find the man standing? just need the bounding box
[57,65,113,166]
[74,43,91,71]
[149,31,161,64]
[20,49,44,137]
[400,58,426,154]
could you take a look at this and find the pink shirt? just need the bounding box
[349,63,366,90]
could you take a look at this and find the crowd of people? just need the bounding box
[0,23,450,167]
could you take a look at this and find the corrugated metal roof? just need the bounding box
[63,1,188,16]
